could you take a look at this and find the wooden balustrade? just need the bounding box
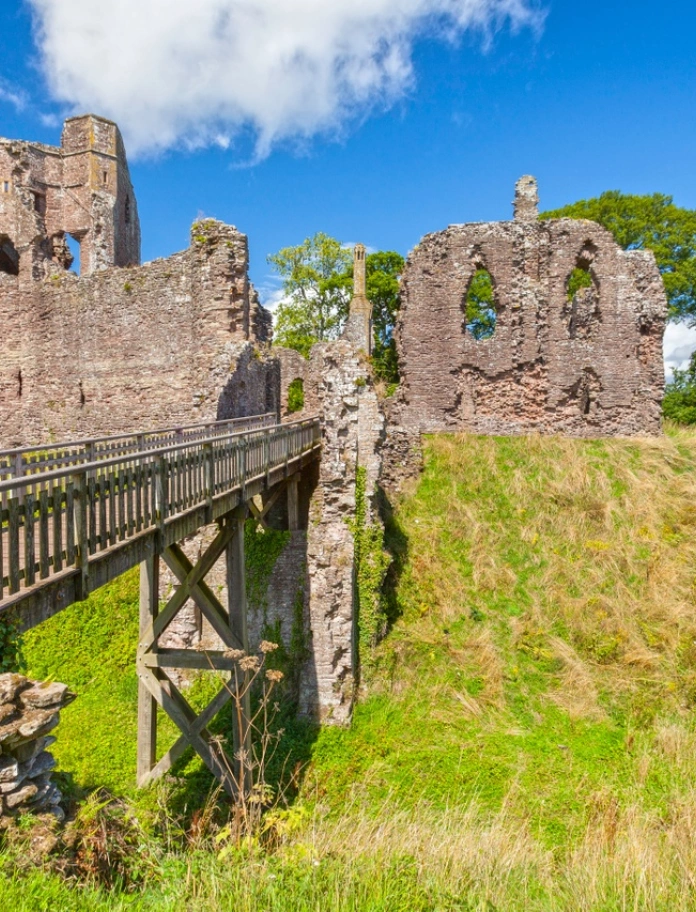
[0,413,277,489]
[0,416,321,608]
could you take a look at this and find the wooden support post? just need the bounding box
[227,506,252,796]
[287,473,300,531]
[137,550,159,786]
[73,471,89,601]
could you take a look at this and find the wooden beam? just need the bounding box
[141,649,239,671]
[137,553,159,786]
[138,681,235,787]
[140,522,235,652]
[137,666,236,796]
[287,473,300,531]
[227,507,252,795]
[161,541,243,650]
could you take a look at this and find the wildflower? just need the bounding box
[265,669,284,683]
[259,640,279,654]
[223,648,245,660]
[239,655,261,672]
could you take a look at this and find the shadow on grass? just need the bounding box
[378,484,410,631]
[164,683,320,824]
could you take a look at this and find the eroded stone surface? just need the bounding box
[299,341,384,723]
[394,178,667,438]
[0,674,30,704]
[0,675,71,821]
[20,682,69,710]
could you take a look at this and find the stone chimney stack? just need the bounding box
[354,243,367,297]
[341,243,373,354]
[513,175,539,222]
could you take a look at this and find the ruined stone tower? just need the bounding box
[0,114,140,279]
[513,174,540,222]
[342,243,373,354]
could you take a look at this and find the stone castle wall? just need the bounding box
[394,177,667,438]
[0,220,275,448]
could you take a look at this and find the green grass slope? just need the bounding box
[7,425,696,910]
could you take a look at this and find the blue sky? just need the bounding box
[1,0,695,366]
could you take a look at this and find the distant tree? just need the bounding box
[663,360,696,425]
[269,234,404,384]
[541,192,696,323]
[358,250,404,385]
[268,233,352,358]
[286,378,305,413]
[465,269,496,340]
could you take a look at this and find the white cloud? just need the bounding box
[664,321,696,380]
[259,285,289,316]
[0,80,28,112]
[27,0,540,157]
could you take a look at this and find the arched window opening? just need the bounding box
[287,378,305,413]
[125,196,131,225]
[0,236,19,276]
[565,245,600,339]
[566,265,594,301]
[464,268,497,341]
[66,234,81,275]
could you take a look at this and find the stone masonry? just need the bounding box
[0,674,74,826]
[0,221,275,447]
[394,176,667,437]
[1,121,672,741]
[0,115,140,279]
[0,117,274,448]
[299,340,384,722]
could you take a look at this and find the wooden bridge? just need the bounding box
[0,414,322,794]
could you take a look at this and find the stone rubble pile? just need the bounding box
[0,673,73,826]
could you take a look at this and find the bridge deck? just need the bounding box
[0,416,321,629]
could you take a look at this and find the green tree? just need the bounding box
[361,251,404,385]
[663,360,696,425]
[465,269,496,340]
[269,234,405,384]
[268,233,352,358]
[541,192,696,322]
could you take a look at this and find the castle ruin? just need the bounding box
[0,119,669,734]
[393,176,667,437]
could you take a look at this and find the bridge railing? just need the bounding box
[0,417,321,604]
[0,413,277,491]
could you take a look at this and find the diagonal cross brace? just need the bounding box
[138,521,242,653]
[137,663,237,796]
[136,511,249,795]
[137,680,235,788]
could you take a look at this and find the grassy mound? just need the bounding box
[8,425,696,909]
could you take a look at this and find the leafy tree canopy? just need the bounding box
[465,269,496,340]
[358,250,404,384]
[268,234,404,384]
[541,192,696,323]
[269,233,352,358]
[663,359,696,425]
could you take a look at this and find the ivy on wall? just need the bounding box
[350,466,390,670]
